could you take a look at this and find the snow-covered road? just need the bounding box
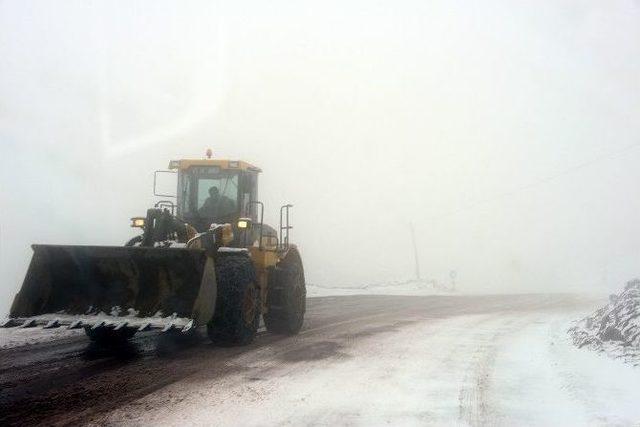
[98,296,640,426]
[2,294,638,426]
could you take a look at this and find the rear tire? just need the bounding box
[264,251,306,335]
[207,253,260,346]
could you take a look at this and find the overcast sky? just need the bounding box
[1,0,639,314]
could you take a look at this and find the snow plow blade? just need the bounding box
[4,245,217,333]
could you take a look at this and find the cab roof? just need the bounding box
[168,159,262,173]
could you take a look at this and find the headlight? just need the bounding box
[237,218,252,229]
[131,217,146,228]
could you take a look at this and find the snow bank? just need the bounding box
[306,279,454,297]
[568,279,640,366]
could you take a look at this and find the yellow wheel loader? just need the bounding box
[2,152,306,345]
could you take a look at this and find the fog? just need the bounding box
[1,1,639,315]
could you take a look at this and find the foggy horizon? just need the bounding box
[2,0,640,315]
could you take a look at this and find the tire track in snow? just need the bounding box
[457,315,537,426]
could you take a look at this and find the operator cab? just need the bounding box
[169,158,261,233]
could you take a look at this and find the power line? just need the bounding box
[431,141,640,220]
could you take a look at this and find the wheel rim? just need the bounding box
[242,285,258,326]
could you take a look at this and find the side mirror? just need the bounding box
[153,170,177,198]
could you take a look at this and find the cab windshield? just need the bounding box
[181,166,239,222]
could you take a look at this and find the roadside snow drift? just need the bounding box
[569,279,640,366]
[307,279,454,297]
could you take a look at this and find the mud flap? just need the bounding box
[7,245,217,330]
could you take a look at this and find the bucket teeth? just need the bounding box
[182,320,195,333]
[43,319,60,329]
[91,321,107,330]
[20,319,37,328]
[1,318,20,328]
[68,320,83,330]
[114,321,128,331]
[2,316,194,334]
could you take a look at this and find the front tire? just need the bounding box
[207,253,260,346]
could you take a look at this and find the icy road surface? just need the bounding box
[1,294,639,426]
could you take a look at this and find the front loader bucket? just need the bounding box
[4,245,217,332]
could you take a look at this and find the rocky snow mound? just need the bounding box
[569,280,640,366]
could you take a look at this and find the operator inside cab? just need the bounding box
[175,162,258,233]
[198,186,235,219]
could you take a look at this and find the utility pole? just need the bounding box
[449,270,457,291]
[409,222,421,280]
